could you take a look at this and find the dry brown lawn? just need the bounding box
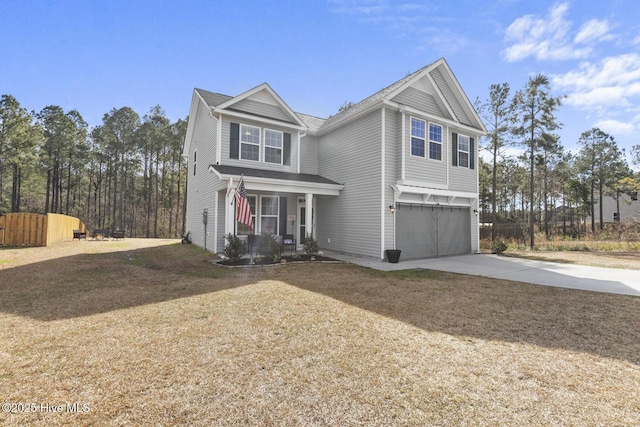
[1,239,639,426]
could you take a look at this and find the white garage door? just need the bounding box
[396,204,471,259]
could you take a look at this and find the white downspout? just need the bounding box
[381,107,386,260]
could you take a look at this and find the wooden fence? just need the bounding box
[0,213,86,247]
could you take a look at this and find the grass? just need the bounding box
[1,239,639,426]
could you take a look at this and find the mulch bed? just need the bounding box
[217,254,338,266]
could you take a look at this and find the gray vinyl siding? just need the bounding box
[232,98,298,124]
[220,117,299,173]
[384,109,400,252]
[317,109,382,258]
[448,132,478,193]
[185,100,219,252]
[431,67,472,126]
[392,87,449,119]
[300,134,319,174]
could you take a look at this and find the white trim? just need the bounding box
[305,193,314,238]
[210,169,343,196]
[398,179,448,190]
[409,116,427,159]
[263,128,284,165]
[214,83,307,129]
[428,122,443,162]
[381,107,386,259]
[240,124,261,162]
[235,194,257,236]
[426,71,457,121]
[216,113,222,164]
[457,133,470,168]
[400,104,484,137]
[393,184,477,207]
[212,107,306,132]
[445,125,450,188]
[213,191,218,252]
[296,131,301,174]
[259,195,280,235]
[183,90,206,157]
[225,178,235,239]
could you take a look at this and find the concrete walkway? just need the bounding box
[326,252,640,297]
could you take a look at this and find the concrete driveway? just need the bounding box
[328,253,640,297]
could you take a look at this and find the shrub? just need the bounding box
[223,233,246,261]
[302,233,319,254]
[491,239,508,255]
[258,232,279,259]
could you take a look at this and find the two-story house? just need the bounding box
[183,58,486,260]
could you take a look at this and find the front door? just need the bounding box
[297,197,315,250]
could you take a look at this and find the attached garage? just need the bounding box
[396,204,471,259]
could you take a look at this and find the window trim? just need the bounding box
[263,128,283,165]
[457,133,470,168]
[410,117,426,158]
[240,124,261,162]
[428,123,443,161]
[236,194,257,235]
[193,149,197,176]
[259,195,280,236]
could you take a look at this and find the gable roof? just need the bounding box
[318,58,486,134]
[195,88,232,107]
[184,58,485,156]
[213,83,307,129]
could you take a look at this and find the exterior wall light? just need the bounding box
[389,205,396,214]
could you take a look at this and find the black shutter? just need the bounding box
[283,133,291,166]
[279,196,287,235]
[470,137,475,170]
[230,122,239,159]
[452,133,458,166]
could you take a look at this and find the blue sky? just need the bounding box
[2,0,639,167]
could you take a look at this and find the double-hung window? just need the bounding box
[264,129,283,164]
[429,123,442,160]
[411,118,426,157]
[236,195,257,235]
[240,124,260,161]
[458,134,470,168]
[260,196,279,235]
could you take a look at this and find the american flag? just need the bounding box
[235,177,253,229]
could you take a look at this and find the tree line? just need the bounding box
[0,94,187,238]
[475,75,640,247]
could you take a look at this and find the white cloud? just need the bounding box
[574,19,613,44]
[502,2,613,62]
[553,54,640,111]
[594,119,636,135]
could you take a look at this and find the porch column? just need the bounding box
[225,178,235,238]
[305,193,314,238]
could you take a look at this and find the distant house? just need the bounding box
[182,58,487,260]
[588,191,640,224]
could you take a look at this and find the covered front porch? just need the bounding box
[208,165,343,253]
